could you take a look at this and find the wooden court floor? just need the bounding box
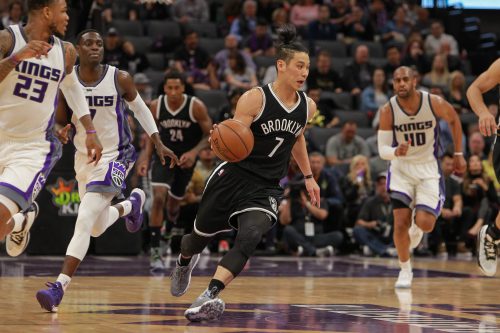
[0,255,498,333]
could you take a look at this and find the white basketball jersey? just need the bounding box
[390,91,438,163]
[0,25,65,139]
[72,65,134,161]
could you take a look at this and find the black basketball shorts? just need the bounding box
[193,162,283,237]
[150,157,195,200]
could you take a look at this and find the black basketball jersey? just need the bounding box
[157,94,203,155]
[235,83,308,183]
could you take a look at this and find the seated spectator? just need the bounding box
[128,0,170,21]
[270,8,288,40]
[414,6,431,37]
[257,0,281,25]
[402,40,429,75]
[384,45,402,84]
[290,0,319,34]
[307,50,343,93]
[448,70,468,113]
[279,181,343,257]
[174,30,219,90]
[467,132,486,160]
[307,88,340,128]
[439,42,462,73]
[340,155,373,228]
[215,34,256,80]
[361,68,389,118]
[308,4,337,41]
[104,27,142,72]
[133,73,153,106]
[219,89,244,122]
[244,19,274,57]
[171,0,209,23]
[326,121,370,166]
[424,20,459,57]
[368,0,388,34]
[89,0,112,33]
[230,0,258,41]
[381,6,411,46]
[343,5,374,42]
[343,44,376,96]
[423,54,450,88]
[330,0,351,29]
[2,0,23,28]
[354,172,396,257]
[224,50,258,93]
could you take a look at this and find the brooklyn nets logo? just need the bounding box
[269,196,278,213]
[111,162,126,187]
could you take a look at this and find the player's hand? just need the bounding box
[453,154,466,175]
[15,41,52,60]
[395,140,410,157]
[56,124,71,144]
[179,150,197,169]
[155,142,179,168]
[478,112,497,137]
[136,158,149,177]
[208,124,218,150]
[304,177,320,207]
[85,133,103,166]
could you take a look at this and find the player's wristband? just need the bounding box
[86,130,97,134]
[453,152,463,156]
[304,174,314,179]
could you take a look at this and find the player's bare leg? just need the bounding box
[393,208,413,288]
[150,186,168,270]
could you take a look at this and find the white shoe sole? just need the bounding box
[477,226,497,277]
[184,298,225,322]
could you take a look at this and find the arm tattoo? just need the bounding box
[63,41,77,73]
[0,30,16,84]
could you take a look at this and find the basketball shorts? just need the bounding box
[0,134,62,211]
[75,151,134,198]
[193,162,283,237]
[150,157,195,200]
[386,159,445,217]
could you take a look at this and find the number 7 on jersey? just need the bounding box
[268,137,284,157]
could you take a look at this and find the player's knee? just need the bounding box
[235,229,263,258]
[90,225,105,238]
[181,232,210,256]
[152,193,166,210]
[416,217,435,233]
[393,219,410,232]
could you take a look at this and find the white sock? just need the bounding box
[118,200,132,216]
[57,273,71,291]
[9,213,25,232]
[399,260,412,272]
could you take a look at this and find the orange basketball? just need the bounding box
[210,119,254,162]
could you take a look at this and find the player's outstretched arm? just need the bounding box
[466,58,500,137]
[117,70,179,169]
[60,41,102,165]
[431,95,466,174]
[378,104,409,159]
[291,97,320,207]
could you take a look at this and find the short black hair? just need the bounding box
[75,29,100,45]
[27,0,55,12]
[275,24,308,64]
[163,70,186,86]
[442,152,454,160]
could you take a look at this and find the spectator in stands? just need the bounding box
[90,0,112,33]
[133,73,153,106]
[307,4,337,41]
[467,132,486,160]
[361,68,389,118]
[219,89,244,122]
[430,153,463,257]
[215,34,256,80]
[330,0,351,30]
[230,0,258,41]
[402,40,429,75]
[290,0,319,35]
[343,5,374,42]
[343,44,375,96]
[326,121,370,166]
[128,0,170,21]
[171,0,209,23]
[307,50,343,93]
[270,7,288,39]
[381,6,411,46]
[423,54,450,88]
[1,0,23,28]
[414,7,431,37]
[368,0,388,34]
[279,181,343,257]
[354,172,396,257]
[424,21,459,57]
[256,0,281,24]
[340,155,373,227]
[103,27,135,70]
[449,70,469,113]
[224,50,258,93]
[244,19,274,57]
[383,45,402,84]
[307,88,340,128]
[174,30,219,90]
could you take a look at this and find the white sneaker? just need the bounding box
[395,269,413,289]
[6,202,39,257]
[477,225,499,277]
[409,221,423,250]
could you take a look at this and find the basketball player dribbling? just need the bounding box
[35,29,179,312]
[136,71,212,271]
[466,58,500,276]
[0,0,102,257]
[378,66,466,288]
[169,24,320,322]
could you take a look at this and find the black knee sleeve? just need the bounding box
[180,232,212,257]
[219,211,272,277]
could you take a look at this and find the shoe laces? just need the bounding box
[484,235,499,260]
[45,282,63,299]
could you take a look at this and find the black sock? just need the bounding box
[208,279,225,297]
[150,227,161,248]
[178,255,191,266]
[487,223,500,240]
